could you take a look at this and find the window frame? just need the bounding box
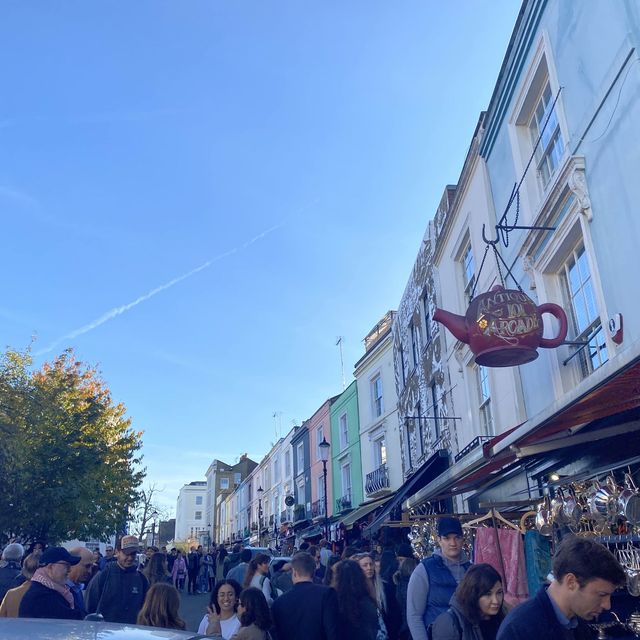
[371,374,384,419]
[339,413,349,450]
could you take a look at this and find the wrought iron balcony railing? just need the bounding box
[365,463,390,495]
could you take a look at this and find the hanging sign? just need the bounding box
[433,285,568,367]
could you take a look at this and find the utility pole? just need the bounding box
[336,336,346,390]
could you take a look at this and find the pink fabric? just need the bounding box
[31,568,75,607]
[474,527,528,607]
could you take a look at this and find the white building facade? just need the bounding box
[175,481,207,543]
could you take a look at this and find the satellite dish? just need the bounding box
[285,495,295,507]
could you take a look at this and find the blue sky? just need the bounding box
[1,1,521,514]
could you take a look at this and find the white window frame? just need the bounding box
[284,450,291,478]
[196,495,203,505]
[373,435,387,469]
[371,374,384,419]
[461,240,476,304]
[476,365,494,436]
[316,424,324,461]
[339,413,349,450]
[220,477,230,490]
[296,442,304,473]
[341,462,352,500]
[195,511,202,520]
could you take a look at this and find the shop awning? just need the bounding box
[406,354,640,509]
[365,449,450,535]
[339,495,393,530]
[299,524,324,540]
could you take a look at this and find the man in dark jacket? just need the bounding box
[0,543,24,603]
[223,543,242,577]
[497,536,626,640]
[85,535,149,623]
[19,546,83,620]
[272,552,340,640]
[186,546,200,594]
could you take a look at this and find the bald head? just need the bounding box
[68,547,94,583]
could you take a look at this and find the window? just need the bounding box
[316,425,324,461]
[339,413,349,450]
[371,375,384,418]
[410,323,419,368]
[560,244,607,375]
[196,496,203,505]
[195,511,202,520]
[423,292,432,343]
[530,82,565,187]
[273,458,280,483]
[284,450,291,477]
[373,436,387,468]
[220,477,230,490]
[296,442,304,472]
[234,472,241,486]
[477,365,494,435]
[462,242,475,303]
[416,400,425,457]
[399,344,407,386]
[296,478,305,506]
[341,463,352,499]
[430,382,440,441]
[404,419,413,469]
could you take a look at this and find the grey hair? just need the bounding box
[2,543,25,561]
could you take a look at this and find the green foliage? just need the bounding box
[0,347,145,544]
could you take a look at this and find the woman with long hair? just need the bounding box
[394,556,418,640]
[143,551,173,586]
[379,550,401,639]
[207,587,272,640]
[354,552,388,629]
[137,583,186,630]
[199,578,242,638]
[243,553,273,606]
[332,559,386,640]
[431,563,506,640]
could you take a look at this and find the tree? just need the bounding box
[0,347,145,544]
[128,483,168,542]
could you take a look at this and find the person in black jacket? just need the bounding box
[272,552,340,640]
[85,534,149,623]
[19,546,83,620]
[332,558,382,640]
[497,536,626,640]
[0,543,24,603]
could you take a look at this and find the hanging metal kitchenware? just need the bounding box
[535,499,553,536]
[562,487,583,529]
[618,473,640,526]
[589,478,620,521]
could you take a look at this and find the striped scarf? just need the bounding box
[31,568,75,607]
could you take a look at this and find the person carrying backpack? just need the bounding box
[244,553,275,606]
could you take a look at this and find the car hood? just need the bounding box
[0,618,205,640]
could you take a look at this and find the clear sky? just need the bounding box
[1,1,521,515]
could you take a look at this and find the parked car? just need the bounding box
[243,546,273,559]
[0,618,205,639]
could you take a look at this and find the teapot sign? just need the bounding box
[433,285,568,367]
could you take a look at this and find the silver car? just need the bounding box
[0,618,206,639]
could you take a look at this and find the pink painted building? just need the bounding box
[308,396,339,523]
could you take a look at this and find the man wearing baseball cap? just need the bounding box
[85,535,149,623]
[407,517,471,640]
[18,547,83,619]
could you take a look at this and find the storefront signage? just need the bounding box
[434,285,568,367]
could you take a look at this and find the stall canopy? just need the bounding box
[365,449,450,535]
[339,495,392,530]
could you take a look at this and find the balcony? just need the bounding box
[311,499,326,518]
[365,463,390,495]
[293,504,308,523]
[336,492,352,513]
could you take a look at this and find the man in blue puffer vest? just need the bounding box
[407,517,471,640]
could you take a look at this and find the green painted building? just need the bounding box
[330,380,363,515]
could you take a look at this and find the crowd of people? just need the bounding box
[0,520,628,640]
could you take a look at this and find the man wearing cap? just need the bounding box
[407,517,471,640]
[0,543,25,603]
[85,535,149,623]
[18,547,84,619]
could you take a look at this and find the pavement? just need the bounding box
[178,590,211,632]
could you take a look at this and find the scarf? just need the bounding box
[31,567,75,607]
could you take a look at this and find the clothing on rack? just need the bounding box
[523,530,551,596]
[474,526,528,607]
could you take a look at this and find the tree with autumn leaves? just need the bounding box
[0,348,145,545]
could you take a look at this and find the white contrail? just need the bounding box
[35,222,283,356]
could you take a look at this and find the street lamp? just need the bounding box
[151,509,159,548]
[257,486,264,546]
[319,437,331,539]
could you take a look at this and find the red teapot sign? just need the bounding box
[433,285,568,367]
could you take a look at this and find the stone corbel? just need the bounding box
[568,166,592,222]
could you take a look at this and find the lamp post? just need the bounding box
[319,437,331,539]
[151,509,159,548]
[257,486,264,546]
